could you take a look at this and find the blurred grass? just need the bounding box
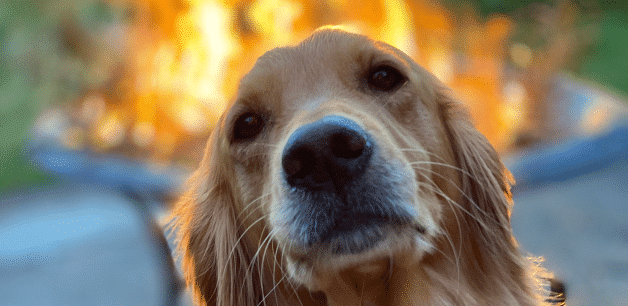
[1,1,52,193]
[0,0,109,193]
[579,9,628,95]
[452,0,628,96]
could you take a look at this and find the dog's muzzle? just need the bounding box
[280,115,416,254]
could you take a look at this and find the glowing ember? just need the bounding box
[96,111,125,148]
[131,122,156,147]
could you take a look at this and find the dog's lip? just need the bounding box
[284,221,431,275]
[353,257,390,275]
[319,210,416,241]
[305,213,424,256]
[330,213,386,232]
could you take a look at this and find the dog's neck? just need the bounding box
[301,236,536,306]
[312,257,431,306]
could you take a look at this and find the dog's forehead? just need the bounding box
[293,29,380,61]
[236,30,409,106]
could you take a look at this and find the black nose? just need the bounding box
[282,115,373,195]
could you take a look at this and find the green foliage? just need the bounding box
[0,0,119,193]
[442,0,555,18]
[0,145,55,193]
[1,1,46,192]
[579,10,628,95]
[444,0,628,96]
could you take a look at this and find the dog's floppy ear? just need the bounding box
[438,88,514,240]
[437,87,545,300]
[168,120,264,306]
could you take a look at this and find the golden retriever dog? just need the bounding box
[169,29,554,305]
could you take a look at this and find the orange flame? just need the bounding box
[95,0,527,162]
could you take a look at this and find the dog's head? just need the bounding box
[171,29,544,306]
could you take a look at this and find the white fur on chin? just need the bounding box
[287,229,434,291]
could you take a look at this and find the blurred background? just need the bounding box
[1,0,627,305]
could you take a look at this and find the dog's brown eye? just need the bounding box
[368,65,405,92]
[233,112,264,141]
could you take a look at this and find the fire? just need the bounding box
[81,0,531,163]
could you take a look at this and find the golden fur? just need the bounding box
[169,29,552,305]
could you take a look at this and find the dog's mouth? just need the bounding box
[273,155,436,288]
[316,212,417,255]
[276,196,430,261]
[282,208,432,289]
[273,157,429,262]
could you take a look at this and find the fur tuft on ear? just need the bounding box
[437,87,550,305]
[439,89,514,240]
[167,122,268,306]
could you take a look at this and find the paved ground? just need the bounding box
[511,158,628,306]
[0,185,180,306]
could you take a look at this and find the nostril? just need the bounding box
[283,148,315,179]
[283,156,302,177]
[330,133,366,159]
